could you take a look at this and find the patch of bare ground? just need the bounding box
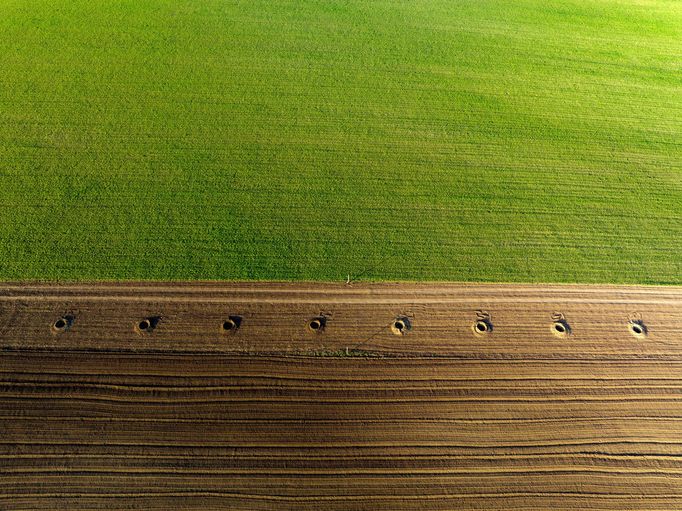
[2,282,682,510]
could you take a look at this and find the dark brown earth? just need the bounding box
[2,282,682,510]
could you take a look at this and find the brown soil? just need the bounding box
[2,282,682,510]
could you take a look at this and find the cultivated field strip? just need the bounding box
[1,282,682,356]
[3,283,682,509]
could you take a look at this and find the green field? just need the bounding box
[0,0,680,283]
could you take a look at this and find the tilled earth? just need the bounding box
[2,282,682,510]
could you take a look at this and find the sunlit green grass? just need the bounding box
[0,0,680,283]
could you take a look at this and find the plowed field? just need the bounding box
[3,282,682,509]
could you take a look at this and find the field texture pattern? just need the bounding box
[3,282,682,510]
[0,0,681,283]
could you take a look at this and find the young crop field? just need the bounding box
[0,0,680,283]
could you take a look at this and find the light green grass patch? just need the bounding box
[0,0,680,283]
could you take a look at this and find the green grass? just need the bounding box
[0,0,680,283]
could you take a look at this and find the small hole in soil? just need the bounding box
[221,315,242,332]
[52,317,71,332]
[52,315,74,333]
[135,316,160,333]
[474,320,491,334]
[308,316,326,332]
[629,321,647,337]
[391,317,411,335]
[552,320,571,337]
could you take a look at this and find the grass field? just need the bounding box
[0,0,680,283]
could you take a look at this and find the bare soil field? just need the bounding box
[3,282,682,510]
